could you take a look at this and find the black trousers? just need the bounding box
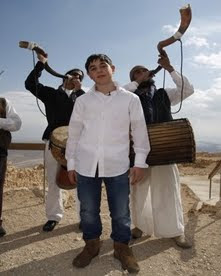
[0,156,7,226]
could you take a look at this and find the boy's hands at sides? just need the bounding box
[68,170,77,185]
[130,167,145,185]
[68,168,146,185]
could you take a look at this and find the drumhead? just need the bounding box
[50,126,68,166]
[50,126,68,148]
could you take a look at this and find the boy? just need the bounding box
[66,54,150,273]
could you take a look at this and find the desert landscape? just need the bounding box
[0,152,221,276]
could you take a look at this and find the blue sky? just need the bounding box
[1,0,221,148]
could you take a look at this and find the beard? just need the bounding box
[137,78,155,90]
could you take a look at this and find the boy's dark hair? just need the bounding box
[85,54,112,73]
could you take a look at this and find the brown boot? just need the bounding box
[114,241,140,273]
[131,227,143,239]
[73,238,101,268]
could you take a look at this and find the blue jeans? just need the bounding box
[77,171,131,243]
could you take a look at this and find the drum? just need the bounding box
[50,126,76,189]
[56,165,76,190]
[130,118,195,166]
[50,126,68,167]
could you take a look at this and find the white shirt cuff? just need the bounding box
[67,159,75,171]
[134,153,149,168]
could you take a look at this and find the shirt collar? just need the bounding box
[89,81,121,95]
[61,86,73,97]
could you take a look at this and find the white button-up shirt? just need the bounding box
[66,83,150,177]
[0,98,22,131]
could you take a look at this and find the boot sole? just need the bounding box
[73,251,99,268]
[114,253,140,273]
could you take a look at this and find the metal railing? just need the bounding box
[208,160,221,199]
[9,143,45,150]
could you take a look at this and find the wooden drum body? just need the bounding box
[50,126,68,167]
[130,118,195,166]
[147,118,195,165]
[50,126,75,189]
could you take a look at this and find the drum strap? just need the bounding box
[49,140,65,155]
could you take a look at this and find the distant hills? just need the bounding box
[8,150,43,168]
[196,141,221,153]
[7,140,221,168]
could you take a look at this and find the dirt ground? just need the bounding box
[0,153,221,276]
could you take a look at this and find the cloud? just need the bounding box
[188,22,221,37]
[162,20,221,49]
[163,20,221,38]
[162,19,221,73]
[173,77,221,143]
[162,24,177,34]
[184,36,209,48]
[193,51,221,69]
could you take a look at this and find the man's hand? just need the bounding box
[130,167,145,185]
[72,79,82,91]
[37,53,48,64]
[68,170,77,185]
[157,49,174,73]
[65,76,82,91]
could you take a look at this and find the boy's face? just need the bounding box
[87,59,115,85]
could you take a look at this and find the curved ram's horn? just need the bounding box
[19,41,68,79]
[151,4,192,76]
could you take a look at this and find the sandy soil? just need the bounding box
[0,153,221,276]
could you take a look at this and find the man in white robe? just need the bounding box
[126,50,194,248]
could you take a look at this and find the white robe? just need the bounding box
[131,164,184,238]
[45,141,80,222]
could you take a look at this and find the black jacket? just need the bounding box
[25,61,85,140]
